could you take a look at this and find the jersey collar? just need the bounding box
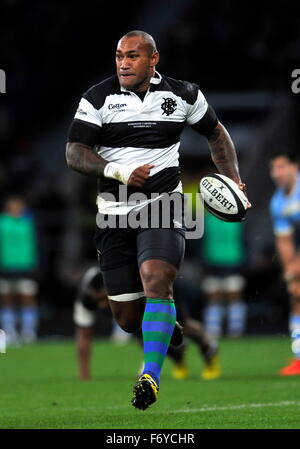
[120,71,162,93]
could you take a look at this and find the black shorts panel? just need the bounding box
[95,225,137,271]
[100,262,143,297]
[137,228,185,270]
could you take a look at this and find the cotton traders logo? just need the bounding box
[108,103,127,111]
[161,97,177,116]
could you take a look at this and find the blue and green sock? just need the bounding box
[142,298,176,385]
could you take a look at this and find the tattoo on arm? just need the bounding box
[208,122,241,184]
[66,142,108,177]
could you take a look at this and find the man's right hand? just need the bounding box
[127,164,155,187]
[104,161,155,186]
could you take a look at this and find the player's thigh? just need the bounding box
[95,225,145,331]
[137,228,185,272]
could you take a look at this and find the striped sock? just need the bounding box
[289,315,300,359]
[1,306,17,335]
[227,302,247,336]
[204,304,224,338]
[20,306,39,340]
[142,298,176,385]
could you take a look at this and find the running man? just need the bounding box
[269,150,300,375]
[66,30,247,409]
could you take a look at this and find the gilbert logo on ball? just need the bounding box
[0,330,6,353]
[200,173,248,222]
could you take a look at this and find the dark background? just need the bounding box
[0,0,299,336]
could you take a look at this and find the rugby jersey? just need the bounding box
[71,71,210,214]
[270,174,300,245]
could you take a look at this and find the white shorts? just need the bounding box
[73,300,96,327]
[0,278,38,296]
[202,275,246,294]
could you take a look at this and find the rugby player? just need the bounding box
[66,30,246,409]
[269,150,300,375]
[74,266,221,381]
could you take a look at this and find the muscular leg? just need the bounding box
[137,259,178,385]
[108,297,146,333]
[140,259,177,299]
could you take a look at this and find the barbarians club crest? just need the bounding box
[161,97,177,116]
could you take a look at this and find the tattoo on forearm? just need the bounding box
[66,142,107,177]
[208,123,240,183]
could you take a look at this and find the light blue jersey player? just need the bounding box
[270,151,300,375]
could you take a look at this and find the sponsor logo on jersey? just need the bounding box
[108,103,127,111]
[76,108,87,115]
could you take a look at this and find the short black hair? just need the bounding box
[268,149,298,163]
[120,30,158,55]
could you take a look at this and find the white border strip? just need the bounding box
[108,291,144,302]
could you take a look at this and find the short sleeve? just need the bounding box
[270,200,293,236]
[74,97,102,128]
[186,89,208,125]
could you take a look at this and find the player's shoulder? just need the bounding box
[83,75,121,109]
[160,74,200,105]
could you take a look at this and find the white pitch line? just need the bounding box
[170,401,300,414]
[107,400,300,413]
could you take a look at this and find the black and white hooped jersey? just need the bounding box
[69,71,218,214]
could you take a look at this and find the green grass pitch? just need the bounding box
[0,336,299,429]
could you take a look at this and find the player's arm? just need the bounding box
[270,202,296,280]
[66,141,108,177]
[207,122,241,186]
[66,104,153,186]
[276,233,300,297]
[275,233,296,271]
[66,140,153,187]
[188,91,244,190]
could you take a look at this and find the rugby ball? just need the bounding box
[199,173,248,222]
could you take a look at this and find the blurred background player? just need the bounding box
[0,195,39,345]
[202,211,247,339]
[269,150,300,376]
[74,265,221,381]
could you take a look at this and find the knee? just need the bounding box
[140,264,176,297]
[115,313,142,334]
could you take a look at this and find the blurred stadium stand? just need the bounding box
[0,0,299,337]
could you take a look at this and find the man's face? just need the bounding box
[116,36,159,92]
[269,156,298,190]
[5,198,25,217]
